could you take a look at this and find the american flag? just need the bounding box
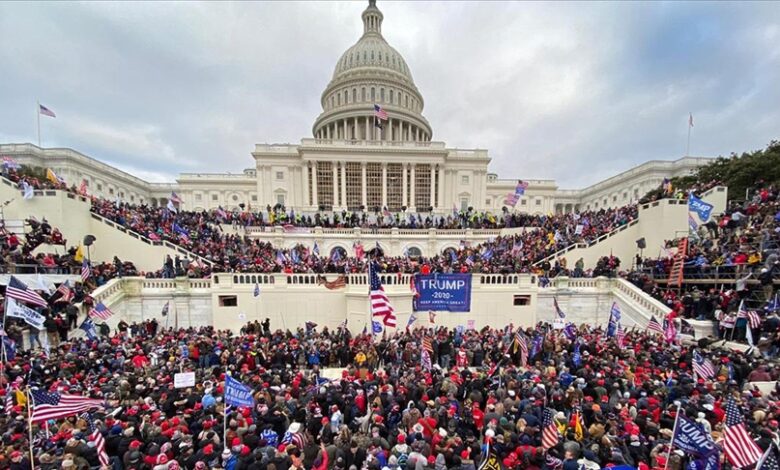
[88,302,114,321]
[6,276,48,307]
[374,104,388,120]
[2,156,21,169]
[39,104,56,118]
[78,179,88,196]
[692,350,715,380]
[503,192,519,206]
[81,259,91,282]
[647,315,664,335]
[421,349,432,371]
[4,384,13,411]
[738,302,762,330]
[422,337,434,354]
[369,263,396,327]
[724,397,762,468]
[616,323,626,348]
[54,281,73,304]
[756,444,780,470]
[541,408,559,449]
[515,180,529,196]
[30,389,103,422]
[81,412,110,467]
[170,192,183,204]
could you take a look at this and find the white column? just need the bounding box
[365,117,369,141]
[388,117,393,141]
[401,163,408,207]
[326,125,331,139]
[311,162,319,207]
[340,161,347,209]
[332,162,339,208]
[437,165,444,211]
[429,165,435,207]
[381,163,387,208]
[354,117,358,140]
[415,127,420,141]
[343,119,347,140]
[361,162,367,209]
[302,163,310,208]
[400,121,405,142]
[410,164,416,210]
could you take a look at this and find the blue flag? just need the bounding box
[224,375,255,408]
[530,334,543,358]
[1,336,16,361]
[563,323,577,341]
[688,193,714,223]
[606,302,622,338]
[372,320,383,334]
[672,414,720,458]
[313,242,320,257]
[572,341,581,367]
[79,318,97,340]
[253,283,260,298]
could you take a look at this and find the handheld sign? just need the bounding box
[174,372,196,389]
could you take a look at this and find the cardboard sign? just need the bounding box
[552,319,566,330]
[174,372,196,388]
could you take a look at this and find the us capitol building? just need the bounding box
[1,1,711,216]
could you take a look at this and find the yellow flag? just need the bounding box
[46,168,63,185]
[15,389,27,407]
[74,245,84,262]
[573,411,584,441]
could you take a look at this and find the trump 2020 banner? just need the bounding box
[413,274,472,312]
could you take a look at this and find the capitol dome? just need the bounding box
[312,0,432,142]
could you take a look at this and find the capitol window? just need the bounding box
[536,199,542,206]
[195,194,202,202]
[380,88,384,102]
[252,195,257,202]
[352,88,357,102]
[389,89,393,103]
[461,175,469,185]
[232,195,239,202]
[97,183,102,191]
[212,194,218,201]
[521,199,527,206]
[362,88,366,101]
[371,88,375,100]
[276,171,284,180]
[276,194,285,206]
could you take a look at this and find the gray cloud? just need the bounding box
[0,1,777,187]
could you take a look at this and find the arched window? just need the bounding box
[352,88,357,102]
[371,87,375,101]
[405,95,409,107]
[362,88,366,101]
[406,246,422,258]
[363,51,367,61]
[371,51,374,60]
[344,90,348,104]
[330,246,347,260]
[380,88,385,102]
[337,94,341,106]
[389,89,393,103]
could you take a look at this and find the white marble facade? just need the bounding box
[0,2,712,216]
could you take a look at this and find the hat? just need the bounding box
[288,422,302,434]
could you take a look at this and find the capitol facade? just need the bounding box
[0,1,711,215]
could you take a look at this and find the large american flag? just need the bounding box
[647,315,664,335]
[6,276,48,307]
[88,302,114,321]
[616,323,626,348]
[369,263,396,327]
[541,408,559,449]
[374,104,388,120]
[54,281,74,304]
[39,104,56,118]
[503,192,519,206]
[692,350,715,380]
[81,259,91,282]
[422,337,434,354]
[738,302,762,330]
[724,397,762,468]
[82,413,110,467]
[30,389,103,422]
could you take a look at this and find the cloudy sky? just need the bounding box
[1,1,778,188]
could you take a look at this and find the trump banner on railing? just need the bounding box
[413,274,472,312]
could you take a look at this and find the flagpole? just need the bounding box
[686,113,692,156]
[36,101,41,148]
[663,402,682,470]
[27,387,35,466]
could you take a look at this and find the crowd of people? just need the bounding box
[2,318,780,470]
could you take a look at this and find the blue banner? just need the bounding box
[413,274,472,312]
[673,415,719,457]
[224,375,255,408]
[688,194,714,223]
